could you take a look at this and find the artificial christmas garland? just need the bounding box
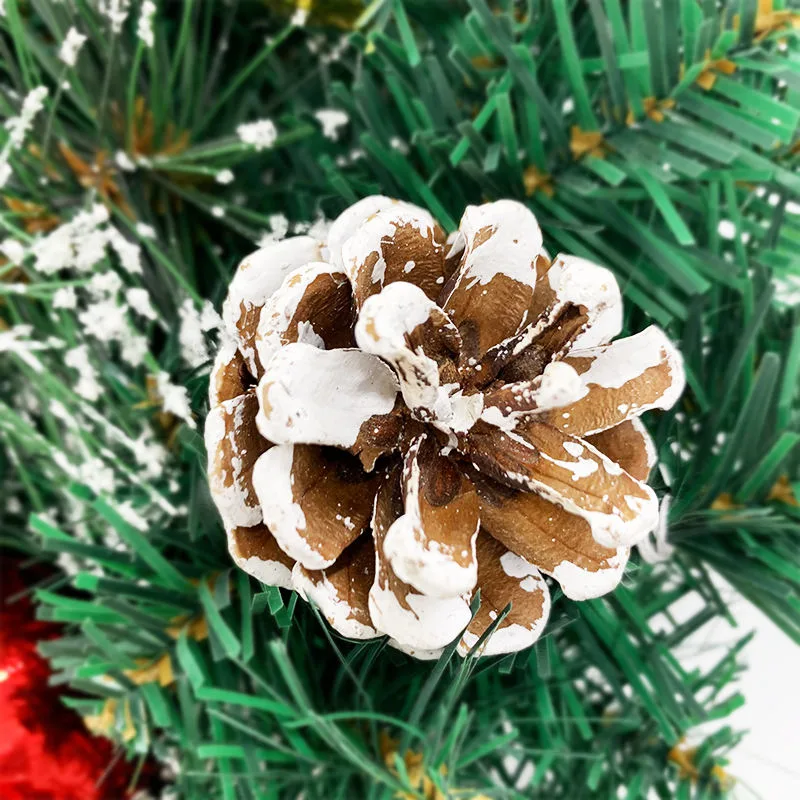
[1,0,798,797]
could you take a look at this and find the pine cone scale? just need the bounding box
[585,419,656,483]
[222,236,323,376]
[254,344,399,450]
[460,531,550,657]
[255,262,355,370]
[382,433,480,598]
[543,326,685,437]
[227,524,294,590]
[252,443,378,570]
[205,392,270,529]
[471,473,629,603]
[341,205,447,307]
[294,535,378,640]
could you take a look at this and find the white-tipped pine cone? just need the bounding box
[205,196,685,659]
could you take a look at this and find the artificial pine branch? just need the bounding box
[1,1,798,797]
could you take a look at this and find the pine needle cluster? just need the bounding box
[1,1,798,797]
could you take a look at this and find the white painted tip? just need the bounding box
[326,195,396,270]
[292,563,379,640]
[222,236,323,331]
[548,253,622,349]
[546,548,629,601]
[383,513,479,598]
[255,343,398,449]
[227,529,293,590]
[368,579,472,651]
[251,445,331,570]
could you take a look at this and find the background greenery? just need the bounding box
[1,0,799,797]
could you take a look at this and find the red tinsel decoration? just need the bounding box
[0,558,143,800]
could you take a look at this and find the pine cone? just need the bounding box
[206,197,685,659]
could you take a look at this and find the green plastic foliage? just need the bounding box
[1,0,798,797]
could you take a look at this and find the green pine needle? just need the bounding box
[1,1,798,797]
